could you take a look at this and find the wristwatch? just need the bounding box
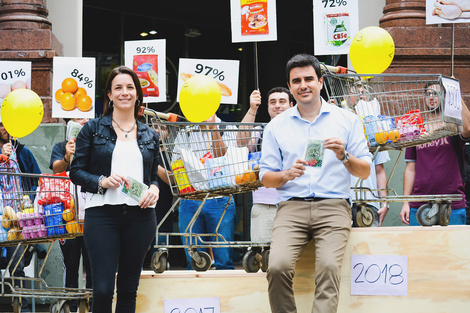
[341,151,350,163]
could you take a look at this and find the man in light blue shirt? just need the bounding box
[260,54,372,313]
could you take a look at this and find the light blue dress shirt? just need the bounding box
[259,99,373,203]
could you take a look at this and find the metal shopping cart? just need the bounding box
[143,108,270,273]
[323,71,463,227]
[0,157,92,313]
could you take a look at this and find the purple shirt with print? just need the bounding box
[405,136,466,209]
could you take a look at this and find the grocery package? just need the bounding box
[241,0,269,36]
[37,172,72,208]
[325,13,350,48]
[44,203,66,236]
[206,157,231,189]
[133,55,159,97]
[363,115,396,146]
[395,110,426,140]
[171,159,196,194]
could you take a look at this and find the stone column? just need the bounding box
[0,0,63,122]
[380,0,470,102]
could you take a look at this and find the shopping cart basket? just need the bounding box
[144,108,270,273]
[0,158,92,313]
[323,72,463,227]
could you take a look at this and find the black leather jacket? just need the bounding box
[70,114,160,194]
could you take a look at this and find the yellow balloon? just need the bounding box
[350,26,395,75]
[179,75,221,122]
[1,88,44,138]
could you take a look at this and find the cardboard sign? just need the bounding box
[52,57,96,119]
[124,39,167,103]
[351,254,408,296]
[313,0,359,55]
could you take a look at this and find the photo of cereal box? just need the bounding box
[304,138,324,167]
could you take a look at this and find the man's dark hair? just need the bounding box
[267,87,294,104]
[286,54,322,84]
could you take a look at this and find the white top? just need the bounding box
[86,139,151,208]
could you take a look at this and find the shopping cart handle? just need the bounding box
[322,64,348,74]
[143,108,188,122]
[0,154,9,163]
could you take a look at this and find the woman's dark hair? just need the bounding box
[286,54,323,84]
[103,66,143,117]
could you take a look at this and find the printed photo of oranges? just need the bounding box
[55,77,93,112]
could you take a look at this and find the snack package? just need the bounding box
[120,176,148,203]
[304,138,325,167]
[37,172,71,207]
[206,157,231,189]
[133,55,159,97]
[241,0,269,36]
[395,110,425,135]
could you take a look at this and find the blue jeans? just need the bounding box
[84,205,156,313]
[410,207,467,226]
[178,197,236,270]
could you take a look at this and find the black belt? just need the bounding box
[288,197,329,202]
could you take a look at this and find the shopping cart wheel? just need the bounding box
[190,251,212,272]
[416,204,439,226]
[438,203,451,226]
[242,250,260,273]
[11,297,20,313]
[49,301,71,313]
[260,248,270,273]
[356,205,375,227]
[151,251,168,274]
[78,299,89,313]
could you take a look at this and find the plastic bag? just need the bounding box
[180,148,209,191]
[225,146,249,184]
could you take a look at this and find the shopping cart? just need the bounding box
[323,72,463,227]
[0,158,92,313]
[143,108,270,273]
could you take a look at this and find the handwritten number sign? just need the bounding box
[351,255,408,296]
[442,76,462,122]
[164,297,220,313]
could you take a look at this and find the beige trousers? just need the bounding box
[267,198,351,313]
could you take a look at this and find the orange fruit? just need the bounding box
[242,170,257,183]
[66,221,81,234]
[62,78,78,94]
[55,89,64,103]
[62,209,75,222]
[235,170,257,185]
[389,129,401,142]
[235,174,245,185]
[74,87,87,99]
[374,131,389,145]
[61,92,76,111]
[76,95,93,112]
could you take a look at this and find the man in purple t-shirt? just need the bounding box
[400,82,470,225]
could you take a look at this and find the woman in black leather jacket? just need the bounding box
[70,66,160,313]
